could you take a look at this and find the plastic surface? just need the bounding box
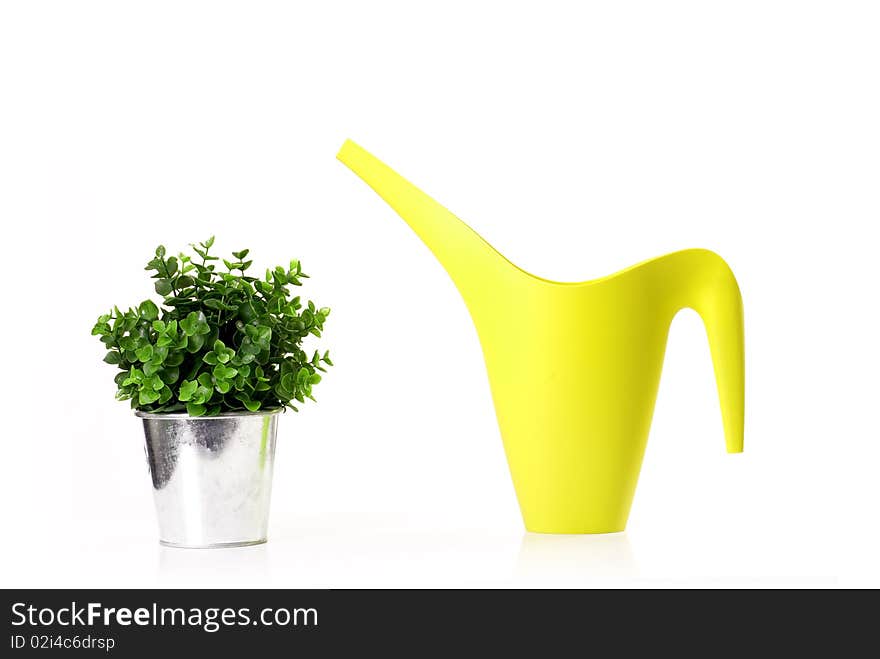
[338,139,744,533]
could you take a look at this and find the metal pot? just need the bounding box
[136,410,280,548]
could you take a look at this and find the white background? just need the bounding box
[1,1,877,588]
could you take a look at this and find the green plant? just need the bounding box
[92,237,333,416]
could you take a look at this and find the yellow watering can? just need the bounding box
[338,140,744,534]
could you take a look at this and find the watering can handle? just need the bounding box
[642,248,745,453]
[673,249,745,453]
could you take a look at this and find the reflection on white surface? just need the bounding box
[2,514,851,588]
[514,533,638,583]
[157,543,271,587]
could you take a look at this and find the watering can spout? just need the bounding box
[337,139,509,308]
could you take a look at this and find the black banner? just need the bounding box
[1,589,869,652]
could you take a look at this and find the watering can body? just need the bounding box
[338,140,744,533]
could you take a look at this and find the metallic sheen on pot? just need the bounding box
[136,410,279,548]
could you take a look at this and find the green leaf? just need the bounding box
[139,388,160,405]
[194,386,212,404]
[235,393,261,412]
[138,300,159,321]
[180,311,203,336]
[150,345,168,363]
[213,364,237,381]
[178,380,198,401]
[165,351,185,367]
[135,345,154,362]
[160,367,179,385]
[186,333,206,353]
[103,351,122,365]
[156,245,166,258]
[186,402,207,417]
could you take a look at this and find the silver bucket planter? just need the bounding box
[136,410,280,548]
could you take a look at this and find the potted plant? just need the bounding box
[92,237,333,548]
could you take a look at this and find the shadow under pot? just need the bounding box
[136,410,279,548]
